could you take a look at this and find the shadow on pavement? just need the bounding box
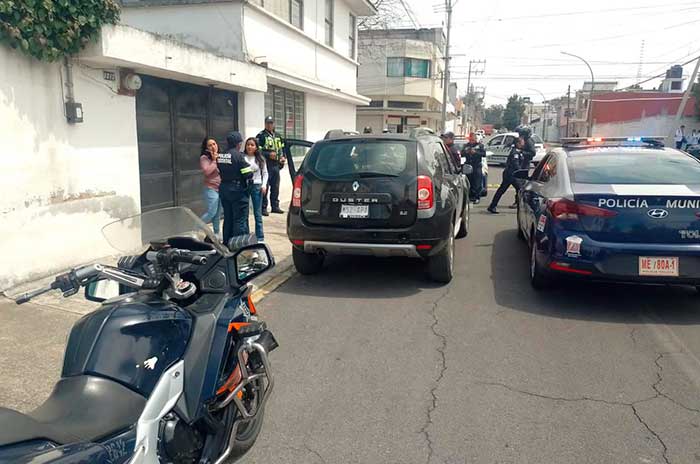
[275,255,443,299]
[491,229,700,325]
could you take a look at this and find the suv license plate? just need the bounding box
[639,257,679,277]
[340,205,369,218]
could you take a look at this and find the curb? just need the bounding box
[250,255,296,304]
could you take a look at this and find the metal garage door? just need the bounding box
[136,76,238,214]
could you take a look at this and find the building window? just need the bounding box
[264,85,305,140]
[290,0,303,28]
[349,14,356,59]
[368,100,384,107]
[388,101,424,109]
[671,81,682,90]
[386,58,431,78]
[324,0,334,47]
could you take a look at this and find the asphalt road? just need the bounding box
[245,173,700,464]
[2,168,700,463]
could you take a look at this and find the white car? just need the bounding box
[454,139,490,197]
[484,132,546,166]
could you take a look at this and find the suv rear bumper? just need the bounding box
[287,210,453,258]
[302,241,420,258]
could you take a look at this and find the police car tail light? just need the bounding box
[547,198,617,220]
[292,174,304,208]
[417,176,434,210]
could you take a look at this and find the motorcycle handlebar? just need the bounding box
[146,249,207,266]
[16,284,54,305]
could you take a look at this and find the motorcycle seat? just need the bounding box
[0,374,146,446]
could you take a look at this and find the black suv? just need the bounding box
[283,129,471,283]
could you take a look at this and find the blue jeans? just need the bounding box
[249,184,265,241]
[200,187,221,234]
[220,182,249,245]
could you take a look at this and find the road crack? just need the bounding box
[420,289,450,464]
[303,442,328,464]
[475,380,672,464]
[650,353,700,414]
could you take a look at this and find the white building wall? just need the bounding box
[120,3,245,60]
[593,115,700,140]
[240,92,266,139]
[306,94,356,142]
[243,5,358,94]
[0,47,140,290]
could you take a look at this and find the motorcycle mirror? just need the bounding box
[234,244,275,284]
[85,279,120,303]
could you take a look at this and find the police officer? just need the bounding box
[462,132,486,204]
[487,134,525,214]
[516,125,537,169]
[441,132,462,168]
[257,116,286,216]
[218,131,254,245]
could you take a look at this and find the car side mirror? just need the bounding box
[461,164,473,175]
[234,243,275,284]
[85,279,121,303]
[512,169,530,180]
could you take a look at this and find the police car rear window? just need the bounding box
[309,141,414,178]
[568,152,700,185]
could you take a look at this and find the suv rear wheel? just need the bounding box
[292,247,324,275]
[428,228,455,283]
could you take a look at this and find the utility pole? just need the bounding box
[669,55,700,146]
[463,59,485,133]
[440,0,454,132]
[566,85,571,138]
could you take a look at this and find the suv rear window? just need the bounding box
[308,141,414,178]
[568,152,700,184]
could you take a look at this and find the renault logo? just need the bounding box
[647,209,669,219]
[352,181,360,192]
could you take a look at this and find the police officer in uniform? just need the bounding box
[462,132,486,203]
[218,131,254,245]
[517,125,537,169]
[487,134,525,214]
[257,116,286,216]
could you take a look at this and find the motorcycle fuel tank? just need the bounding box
[62,293,192,396]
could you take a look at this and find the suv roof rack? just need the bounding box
[323,129,360,140]
[408,127,436,139]
[561,136,665,148]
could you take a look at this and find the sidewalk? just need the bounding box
[2,173,296,313]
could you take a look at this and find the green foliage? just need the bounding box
[503,95,526,131]
[484,104,504,127]
[0,0,120,61]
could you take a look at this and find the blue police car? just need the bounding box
[515,137,700,290]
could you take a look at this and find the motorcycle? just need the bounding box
[0,207,277,464]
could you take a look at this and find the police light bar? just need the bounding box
[561,136,665,147]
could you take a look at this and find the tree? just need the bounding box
[693,77,700,121]
[358,0,416,30]
[503,95,527,130]
[484,104,504,126]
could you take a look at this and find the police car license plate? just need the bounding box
[340,205,369,218]
[639,257,679,277]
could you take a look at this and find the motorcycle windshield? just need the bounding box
[101,207,227,254]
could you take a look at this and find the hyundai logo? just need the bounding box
[352,181,360,192]
[647,209,669,219]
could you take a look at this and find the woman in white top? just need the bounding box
[244,137,269,241]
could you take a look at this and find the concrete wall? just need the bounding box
[0,47,140,290]
[593,115,700,140]
[121,2,245,61]
[306,94,356,142]
[240,92,266,140]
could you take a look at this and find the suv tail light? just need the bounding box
[292,174,303,208]
[547,198,617,221]
[417,176,434,210]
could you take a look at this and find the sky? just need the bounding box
[401,0,700,106]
